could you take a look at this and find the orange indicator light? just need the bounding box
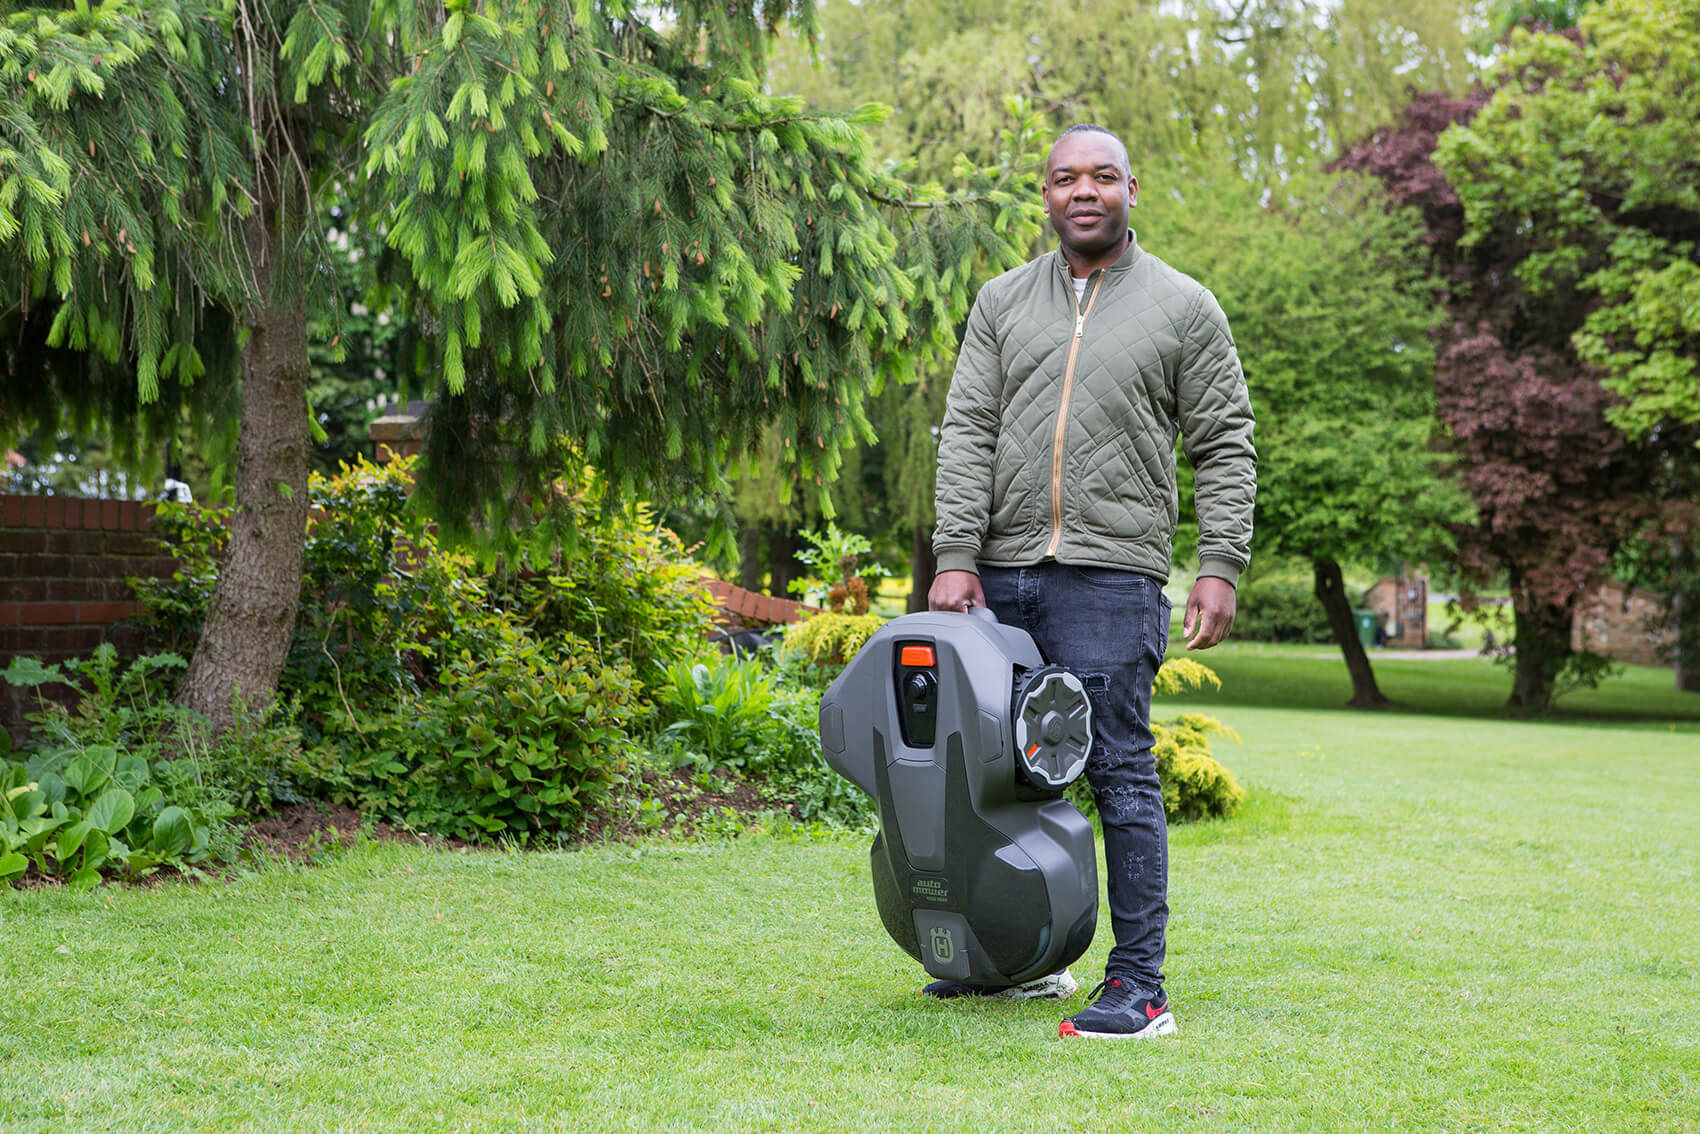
[900,645,936,667]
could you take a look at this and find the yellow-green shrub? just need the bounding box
[1069,659,1244,823]
[783,612,885,668]
[1153,713,1245,821]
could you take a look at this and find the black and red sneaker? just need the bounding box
[1057,977,1177,1039]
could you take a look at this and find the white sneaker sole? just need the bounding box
[1059,1010,1178,1039]
[992,969,1080,1001]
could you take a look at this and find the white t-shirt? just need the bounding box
[1072,275,1089,303]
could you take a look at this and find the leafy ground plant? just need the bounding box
[1,647,253,888]
[295,624,643,845]
[651,651,870,824]
[1,747,227,888]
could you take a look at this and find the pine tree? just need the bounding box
[0,0,1040,727]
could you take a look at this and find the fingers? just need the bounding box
[1183,601,1225,649]
[927,570,985,613]
[1186,606,1231,650]
[1186,612,1220,650]
[1184,577,1236,650]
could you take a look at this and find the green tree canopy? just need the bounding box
[771,0,1479,182]
[1436,0,1700,444]
[1,0,1041,725]
[1145,166,1466,703]
[1428,0,1700,694]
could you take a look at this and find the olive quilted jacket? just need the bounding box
[933,233,1256,585]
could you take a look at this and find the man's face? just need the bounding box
[1042,132,1137,257]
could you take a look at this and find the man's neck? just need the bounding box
[1062,230,1132,278]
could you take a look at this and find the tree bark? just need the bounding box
[176,291,310,731]
[739,522,763,593]
[767,522,802,598]
[1314,557,1389,708]
[1505,567,1573,716]
[908,522,936,614]
[1673,539,1700,693]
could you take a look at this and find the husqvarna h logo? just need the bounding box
[929,926,955,964]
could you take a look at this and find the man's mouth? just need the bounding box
[1068,210,1104,221]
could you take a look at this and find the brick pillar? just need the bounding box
[369,402,427,464]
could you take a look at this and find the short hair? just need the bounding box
[1058,123,1123,145]
[1050,124,1131,175]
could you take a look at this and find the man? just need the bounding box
[926,124,1256,1039]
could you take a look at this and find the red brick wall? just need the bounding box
[1363,573,1428,648]
[0,494,176,735]
[1571,579,1674,668]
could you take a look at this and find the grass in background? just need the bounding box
[1178,640,1700,730]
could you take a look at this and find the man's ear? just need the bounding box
[1129,175,1139,209]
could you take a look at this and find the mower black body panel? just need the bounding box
[819,611,1099,986]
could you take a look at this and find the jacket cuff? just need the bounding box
[1197,557,1243,589]
[934,550,981,576]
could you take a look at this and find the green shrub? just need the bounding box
[1152,657,1222,697]
[289,457,513,741]
[0,648,252,888]
[298,627,641,844]
[1152,714,1246,822]
[133,456,510,745]
[489,470,716,694]
[652,652,869,824]
[1233,577,1334,644]
[127,500,231,656]
[205,699,310,818]
[128,456,721,841]
[782,612,885,670]
[1067,659,1245,823]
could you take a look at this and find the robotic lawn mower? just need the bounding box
[819,607,1099,986]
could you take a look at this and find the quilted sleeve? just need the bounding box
[1177,288,1257,586]
[932,285,1005,575]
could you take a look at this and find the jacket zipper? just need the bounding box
[1046,272,1104,558]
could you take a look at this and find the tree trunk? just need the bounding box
[1505,569,1573,716]
[739,522,763,593]
[1313,557,1388,708]
[767,522,802,598]
[1673,538,1700,693]
[176,296,310,731]
[908,522,936,614]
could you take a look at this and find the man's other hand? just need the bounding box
[1183,576,1236,650]
[928,570,987,612]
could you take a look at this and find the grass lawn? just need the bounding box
[1185,639,1700,729]
[5,655,1698,1131]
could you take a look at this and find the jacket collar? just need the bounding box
[1052,229,1144,280]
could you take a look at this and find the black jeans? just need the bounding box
[979,562,1171,995]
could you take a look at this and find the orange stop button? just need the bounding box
[900,644,936,668]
